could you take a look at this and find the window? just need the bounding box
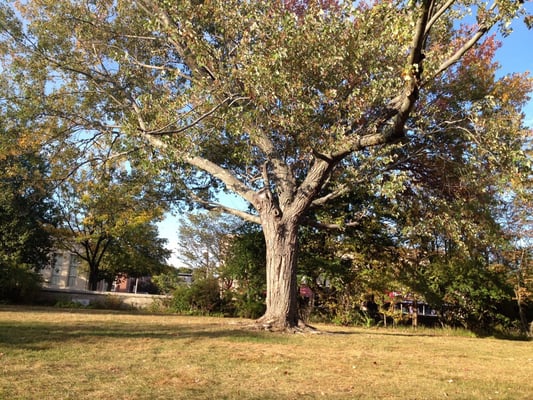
[51,253,63,286]
[67,254,80,287]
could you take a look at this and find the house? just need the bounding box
[112,275,154,293]
[41,250,131,292]
[41,249,191,294]
[40,251,91,291]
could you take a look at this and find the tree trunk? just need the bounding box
[88,264,99,291]
[411,299,418,330]
[515,288,530,337]
[256,216,300,331]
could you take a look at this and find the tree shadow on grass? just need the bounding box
[323,329,439,338]
[324,327,532,341]
[0,307,288,350]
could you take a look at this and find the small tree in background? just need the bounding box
[53,163,170,290]
[99,222,171,289]
[177,211,242,275]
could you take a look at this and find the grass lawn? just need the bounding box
[0,306,531,400]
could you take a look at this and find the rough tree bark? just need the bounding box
[258,216,301,330]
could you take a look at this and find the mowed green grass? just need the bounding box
[0,306,531,400]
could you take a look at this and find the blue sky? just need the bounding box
[158,8,533,268]
[495,4,533,126]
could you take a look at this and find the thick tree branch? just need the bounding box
[253,133,296,210]
[430,26,489,80]
[290,157,336,218]
[425,0,454,36]
[333,1,432,159]
[185,155,258,207]
[187,192,260,224]
[427,2,499,82]
[305,2,435,213]
[311,184,350,208]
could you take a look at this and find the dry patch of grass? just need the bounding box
[0,306,531,399]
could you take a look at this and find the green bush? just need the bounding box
[0,264,43,303]
[169,275,267,318]
[152,268,192,295]
[171,284,194,314]
[93,295,131,310]
[170,276,222,315]
[189,277,221,313]
[146,297,174,314]
[54,300,89,309]
[223,290,265,319]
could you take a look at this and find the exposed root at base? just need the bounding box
[252,318,322,334]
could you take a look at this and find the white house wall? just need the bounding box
[41,251,88,291]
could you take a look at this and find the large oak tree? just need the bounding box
[1,0,531,329]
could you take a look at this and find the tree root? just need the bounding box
[252,317,322,334]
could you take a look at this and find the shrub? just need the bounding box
[146,297,174,314]
[0,264,43,303]
[93,295,130,310]
[170,276,222,315]
[223,290,265,319]
[171,284,194,314]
